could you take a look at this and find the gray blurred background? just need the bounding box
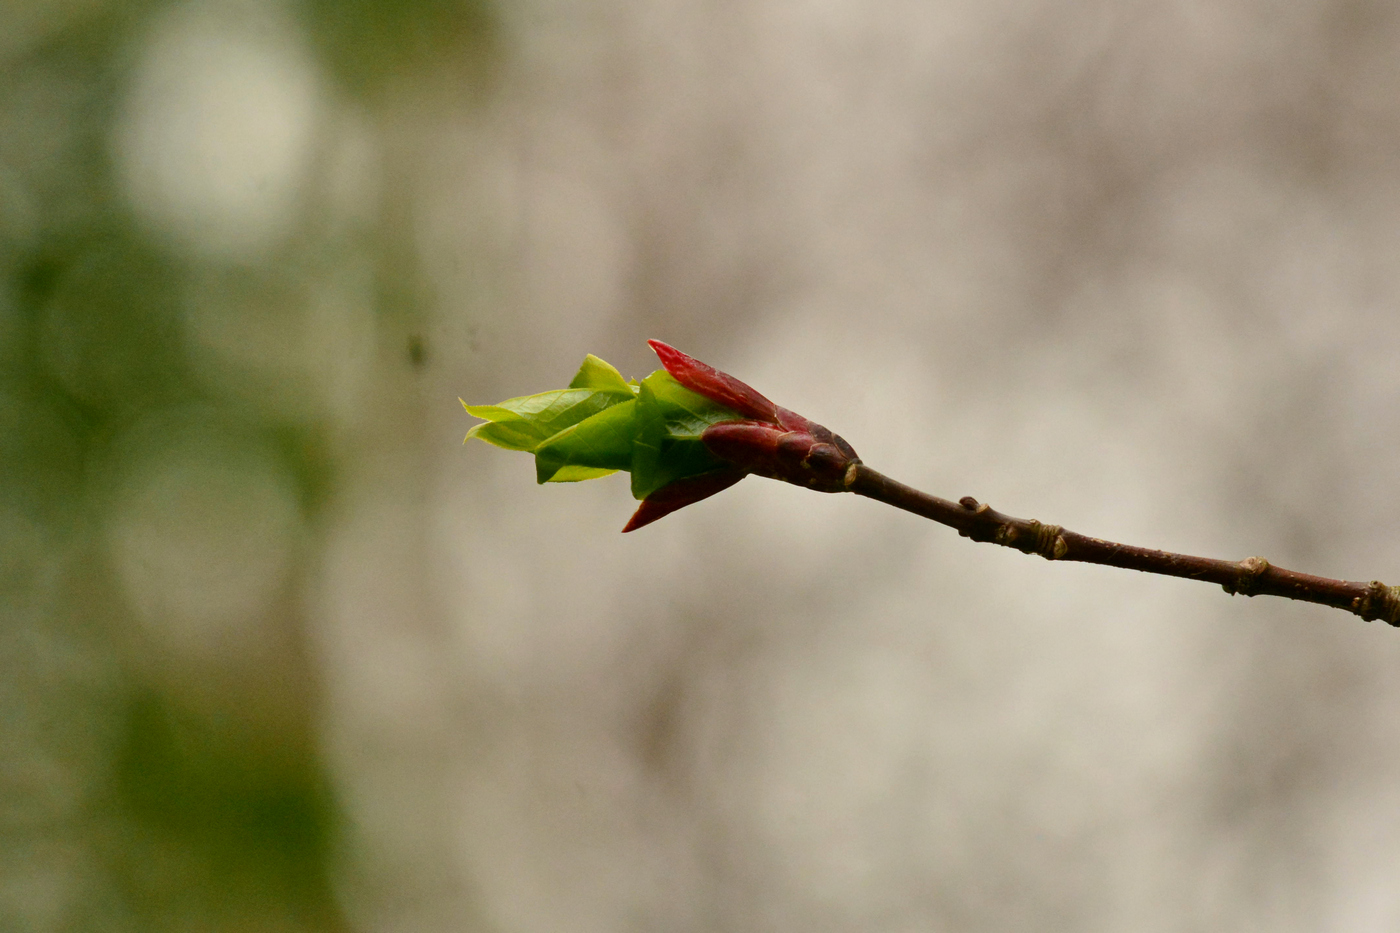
[5,0,1400,930]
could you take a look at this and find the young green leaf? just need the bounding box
[533,398,638,482]
[463,414,551,452]
[461,386,631,452]
[462,346,820,530]
[568,354,636,395]
[630,370,738,500]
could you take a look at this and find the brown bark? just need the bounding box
[846,464,1400,625]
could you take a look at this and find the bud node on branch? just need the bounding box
[1353,582,1400,626]
[1222,556,1271,597]
[1038,524,1069,560]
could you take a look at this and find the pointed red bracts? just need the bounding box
[622,469,747,532]
[646,340,861,494]
[646,339,780,423]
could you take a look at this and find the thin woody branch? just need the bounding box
[846,463,1400,625]
[462,341,1399,628]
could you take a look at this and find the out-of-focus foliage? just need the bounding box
[302,0,497,98]
[0,1,495,930]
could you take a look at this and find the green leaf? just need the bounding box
[630,371,738,499]
[462,403,524,421]
[464,358,745,503]
[462,386,630,452]
[465,419,550,452]
[534,398,637,482]
[547,465,620,482]
[568,354,636,395]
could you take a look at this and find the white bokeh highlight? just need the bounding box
[105,411,301,666]
[113,0,322,260]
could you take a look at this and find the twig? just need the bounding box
[462,341,1399,627]
[847,464,1400,625]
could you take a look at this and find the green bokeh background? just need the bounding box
[1,2,496,930]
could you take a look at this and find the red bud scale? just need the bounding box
[646,339,861,495]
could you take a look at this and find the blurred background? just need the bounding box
[5,0,1400,930]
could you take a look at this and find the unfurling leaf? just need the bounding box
[462,341,860,529]
[630,371,736,500]
[534,398,636,482]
